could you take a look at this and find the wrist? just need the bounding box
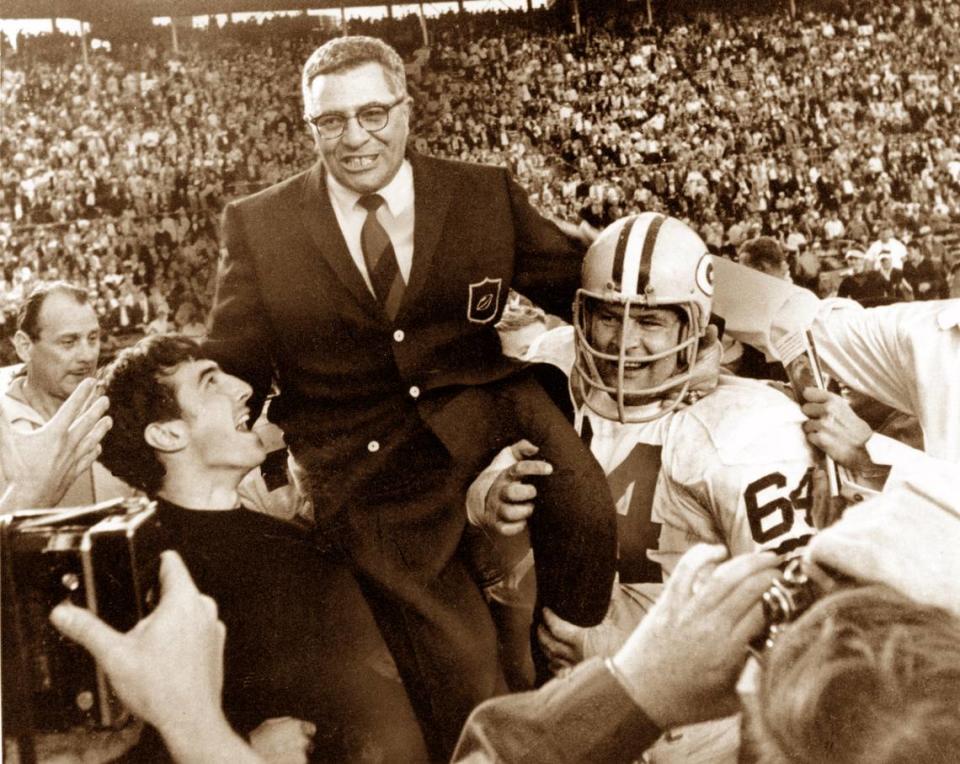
[160,712,259,764]
[607,651,670,729]
[1,483,48,513]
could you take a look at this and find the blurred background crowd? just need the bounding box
[5,0,960,364]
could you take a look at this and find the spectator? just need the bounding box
[1,281,130,506]
[950,262,960,299]
[837,250,888,306]
[865,226,907,270]
[145,306,173,335]
[903,242,948,299]
[739,236,791,281]
[875,252,913,302]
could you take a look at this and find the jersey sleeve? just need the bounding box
[809,298,917,414]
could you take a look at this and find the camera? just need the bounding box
[752,556,822,653]
[1,497,163,737]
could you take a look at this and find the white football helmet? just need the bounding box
[573,212,714,422]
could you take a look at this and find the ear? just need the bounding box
[144,420,189,454]
[13,330,32,365]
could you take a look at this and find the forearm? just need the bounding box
[161,714,264,764]
[453,658,661,763]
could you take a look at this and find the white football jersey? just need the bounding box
[649,374,818,577]
[521,326,818,579]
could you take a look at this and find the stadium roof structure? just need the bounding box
[2,0,455,21]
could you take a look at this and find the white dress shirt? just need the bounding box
[325,160,415,295]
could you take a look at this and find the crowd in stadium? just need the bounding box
[3,1,960,763]
[5,0,960,361]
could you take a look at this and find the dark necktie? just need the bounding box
[358,194,403,319]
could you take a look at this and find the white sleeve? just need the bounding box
[810,299,960,461]
[811,300,932,414]
[808,298,917,414]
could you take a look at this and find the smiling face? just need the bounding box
[164,359,266,475]
[306,62,410,195]
[588,302,684,402]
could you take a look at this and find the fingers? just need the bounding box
[52,378,100,430]
[496,521,531,537]
[508,459,553,479]
[801,386,830,404]
[73,415,112,456]
[495,498,535,523]
[537,622,579,668]
[67,397,111,446]
[500,481,537,504]
[50,601,123,663]
[487,459,551,534]
[66,443,104,487]
[509,439,540,460]
[542,607,583,645]
[696,551,779,616]
[724,567,782,643]
[156,551,202,607]
[801,401,828,418]
[669,544,729,598]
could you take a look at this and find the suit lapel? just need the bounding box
[400,152,452,320]
[299,162,380,314]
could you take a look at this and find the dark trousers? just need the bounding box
[293,370,617,759]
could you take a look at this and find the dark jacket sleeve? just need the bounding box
[506,172,586,323]
[204,201,275,413]
[452,658,662,763]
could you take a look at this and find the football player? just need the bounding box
[474,213,819,761]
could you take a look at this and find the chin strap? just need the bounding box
[679,325,722,407]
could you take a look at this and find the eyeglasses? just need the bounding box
[305,96,408,139]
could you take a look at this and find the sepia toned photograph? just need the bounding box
[2,0,959,761]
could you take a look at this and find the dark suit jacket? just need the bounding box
[206,157,618,744]
[206,151,586,526]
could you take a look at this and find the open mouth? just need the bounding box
[342,155,378,171]
[234,413,251,432]
[622,360,652,371]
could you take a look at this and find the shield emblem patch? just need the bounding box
[467,277,503,324]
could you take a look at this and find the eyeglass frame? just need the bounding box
[304,95,409,140]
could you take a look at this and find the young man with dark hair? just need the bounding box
[98,334,426,761]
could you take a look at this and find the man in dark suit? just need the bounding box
[876,252,913,302]
[205,36,616,758]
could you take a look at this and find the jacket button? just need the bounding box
[393,329,405,342]
[367,440,380,453]
[409,386,420,399]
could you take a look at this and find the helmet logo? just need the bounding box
[696,254,714,296]
[467,277,504,324]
